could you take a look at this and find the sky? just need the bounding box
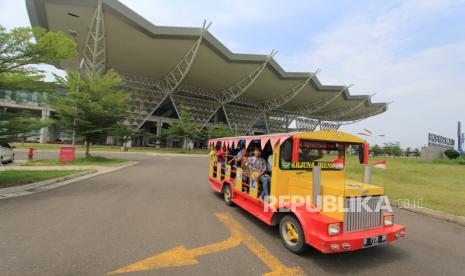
[1,0,464,148]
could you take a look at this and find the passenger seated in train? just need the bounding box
[215,143,225,165]
[228,146,247,168]
[262,142,273,176]
[243,147,270,202]
[266,151,273,176]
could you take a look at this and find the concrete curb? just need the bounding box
[0,161,138,199]
[393,202,465,227]
[0,170,96,196]
[111,161,143,166]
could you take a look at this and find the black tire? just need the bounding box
[223,184,234,206]
[9,154,14,163]
[279,215,307,254]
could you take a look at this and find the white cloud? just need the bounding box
[0,0,29,29]
[0,1,65,81]
[118,0,319,53]
[120,0,305,28]
[286,0,465,147]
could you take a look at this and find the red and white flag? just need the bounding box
[373,160,387,169]
[332,157,345,169]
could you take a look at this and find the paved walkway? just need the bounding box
[0,154,464,276]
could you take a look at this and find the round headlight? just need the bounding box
[384,215,394,226]
[328,223,341,235]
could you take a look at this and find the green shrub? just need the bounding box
[444,148,460,160]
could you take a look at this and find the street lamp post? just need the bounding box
[67,30,85,147]
[71,58,85,146]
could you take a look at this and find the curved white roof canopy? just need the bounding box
[26,0,387,128]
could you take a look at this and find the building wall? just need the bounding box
[421,146,446,162]
[0,89,56,142]
[1,89,291,146]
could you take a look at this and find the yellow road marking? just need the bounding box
[220,213,305,276]
[107,212,304,276]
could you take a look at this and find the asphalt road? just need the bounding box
[1,154,465,275]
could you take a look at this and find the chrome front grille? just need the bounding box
[344,196,384,232]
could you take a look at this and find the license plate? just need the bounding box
[363,234,387,248]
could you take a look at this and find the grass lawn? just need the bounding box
[13,143,209,155]
[0,170,84,189]
[22,156,127,166]
[346,156,465,216]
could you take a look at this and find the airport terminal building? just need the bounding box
[1,0,387,146]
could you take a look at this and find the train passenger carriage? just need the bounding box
[208,130,406,254]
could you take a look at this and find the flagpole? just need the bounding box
[384,162,387,192]
[359,128,387,190]
[383,138,388,195]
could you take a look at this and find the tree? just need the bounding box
[383,142,402,157]
[413,148,421,158]
[163,107,203,149]
[384,145,393,156]
[444,148,460,160]
[49,70,131,157]
[0,111,50,143]
[208,123,234,139]
[0,24,76,143]
[405,147,412,157]
[371,144,384,156]
[0,73,57,91]
[0,25,75,90]
[392,144,403,157]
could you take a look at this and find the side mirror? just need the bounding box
[358,142,369,164]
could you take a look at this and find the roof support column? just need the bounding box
[202,104,228,129]
[206,50,276,132]
[217,49,277,104]
[263,112,270,134]
[137,20,211,129]
[83,0,106,79]
[159,20,211,95]
[221,104,231,128]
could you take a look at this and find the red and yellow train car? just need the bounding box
[208,130,405,254]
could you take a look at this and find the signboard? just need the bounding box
[428,133,454,149]
[280,160,343,170]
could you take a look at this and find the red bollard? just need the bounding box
[28,147,35,161]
